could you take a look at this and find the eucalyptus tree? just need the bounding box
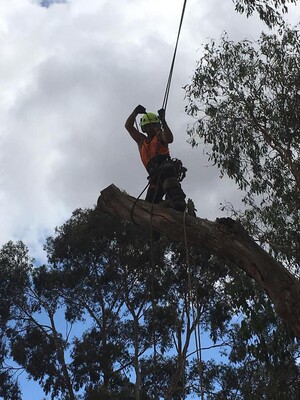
[1,206,300,399]
[232,0,298,27]
[185,26,300,268]
[45,209,234,400]
[0,241,75,400]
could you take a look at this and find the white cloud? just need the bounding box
[0,0,299,262]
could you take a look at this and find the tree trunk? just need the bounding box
[97,184,300,338]
[48,312,75,400]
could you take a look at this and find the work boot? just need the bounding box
[173,200,186,212]
[160,198,186,212]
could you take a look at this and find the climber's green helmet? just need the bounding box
[140,112,160,128]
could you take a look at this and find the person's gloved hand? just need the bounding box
[157,108,166,121]
[134,105,146,114]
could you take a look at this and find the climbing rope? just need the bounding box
[130,1,189,395]
[162,0,187,111]
[130,181,150,223]
[183,207,204,400]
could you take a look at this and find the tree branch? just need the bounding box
[97,184,300,338]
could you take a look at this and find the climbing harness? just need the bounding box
[147,157,186,183]
[171,157,187,182]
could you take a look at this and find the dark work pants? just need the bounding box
[145,157,185,205]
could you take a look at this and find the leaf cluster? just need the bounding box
[233,0,298,27]
[185,26,300,267]
[0,209,299,399]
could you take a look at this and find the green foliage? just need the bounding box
[0,209,300,398]
[185,26,300,267]
[232,0,298,27]
[0,371,21,400]
[0,241,32,400]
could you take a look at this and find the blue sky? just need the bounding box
[1,0,300,398]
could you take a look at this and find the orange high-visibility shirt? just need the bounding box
[139,135,169,169]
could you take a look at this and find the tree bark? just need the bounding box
[97,184,300,338]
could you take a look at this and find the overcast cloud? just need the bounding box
[0,0,299,262]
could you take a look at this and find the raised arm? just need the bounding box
[158,108,174,143]
[125,105,146,145]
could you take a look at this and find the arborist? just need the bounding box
[125,104,186,212]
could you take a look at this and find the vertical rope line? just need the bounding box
[183,208,204,400]
[162,0,187,111]
[196,301,204,400]
[149,175,162,400]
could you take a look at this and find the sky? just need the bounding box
[0,0,300,397]
[0,0,281,264]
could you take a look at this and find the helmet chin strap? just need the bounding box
[144,123,161,136]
